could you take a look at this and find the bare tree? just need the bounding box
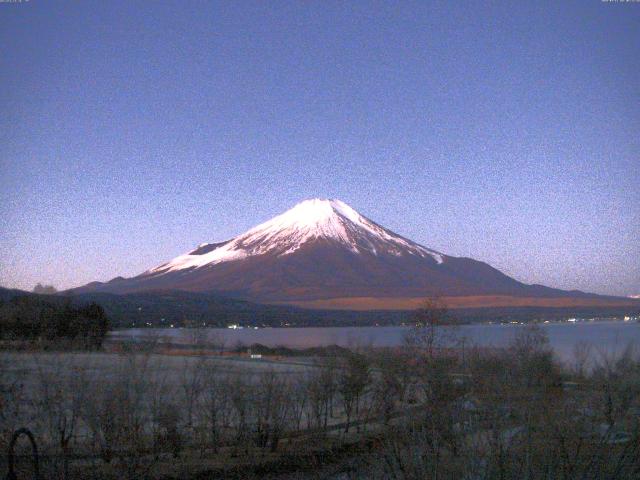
[373,349,412,424]
[404,297,455,361]
[253,369,292,453]
[179,355,207,431]
[572,340,593,379]
[0,353,28,452]
[198,363,231,454]
[229,374,252,454]
[591,344,640,426]
[338,353,370,433]
[82,351,160,479]
[288,374,308,432]
[154,400,182,458]
[34,353,90,479]
[508,324,559,390]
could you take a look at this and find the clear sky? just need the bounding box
[1,1,638,296]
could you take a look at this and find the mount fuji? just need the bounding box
[70,199,634,310]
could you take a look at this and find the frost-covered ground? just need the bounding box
[2,347,404,480]
[1,350,344,478]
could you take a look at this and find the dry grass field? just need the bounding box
[274,295,640,311]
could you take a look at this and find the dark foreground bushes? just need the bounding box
[0,295,110,348]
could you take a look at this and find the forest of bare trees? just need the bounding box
[2,317,640,479]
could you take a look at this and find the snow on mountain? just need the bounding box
[147,199,444,275]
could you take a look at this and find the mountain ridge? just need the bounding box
[67,199,633,309]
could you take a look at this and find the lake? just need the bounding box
[111,320,640,364]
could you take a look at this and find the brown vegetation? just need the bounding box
[273,295,640,310]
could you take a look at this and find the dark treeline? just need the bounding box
[0,295,110,348]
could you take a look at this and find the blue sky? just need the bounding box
[1,0,638,296]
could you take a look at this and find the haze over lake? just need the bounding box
[112,321,640,364]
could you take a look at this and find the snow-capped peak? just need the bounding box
[146,199,444,275]
[268,198,357,227]
[241,198,371,249]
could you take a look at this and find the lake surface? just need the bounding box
[111,320,640,364]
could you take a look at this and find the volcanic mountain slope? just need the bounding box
[70,199,633,309]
